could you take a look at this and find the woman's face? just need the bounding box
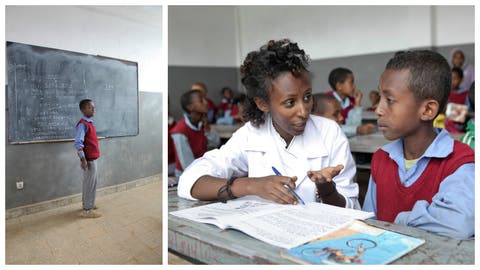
[262,71,313,143]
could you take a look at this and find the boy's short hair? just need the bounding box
[221,87,232,95]
[79,99,92,110]
[180,90,202,113]
[385,50,451,115]
[328,67,353,90]
[452,67,464,79]
[191,82,207,91]
[312,93,337,115]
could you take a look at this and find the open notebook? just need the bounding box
[170,197,374,249]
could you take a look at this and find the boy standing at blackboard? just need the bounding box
[74,99,101,218]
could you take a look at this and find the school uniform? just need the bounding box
[74,116,100,211]
[178,114,360,209]
[326,90,355,124]
[170,114,220,177]
[206,98,217,123]
[362,129,475,239]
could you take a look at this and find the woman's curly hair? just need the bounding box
[240,39,310,127]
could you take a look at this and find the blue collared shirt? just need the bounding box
[362,129,474,239]
[74,116,94,159]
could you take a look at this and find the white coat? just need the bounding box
[178,114,360,209]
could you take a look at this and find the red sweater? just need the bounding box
[78,119,100,161]
[371,141,474,222]
[325,91,355,124]
[170,118,207,171]
[448,89,468,104]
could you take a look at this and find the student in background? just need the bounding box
[311,93,344,125]
[216,86,236,125]
[217,87,234,113]
[178,39,360,209]
[445,67,469,133]
[170,90,220,177]
[325,68,376,137]
[191,82,217,124]
[167,113,177,176]
[367,90,380,111]
[230,93,247,125]
[74,99,101,218]
[450,48,474,91]
[362,50,474,239]
[460,82,475,149]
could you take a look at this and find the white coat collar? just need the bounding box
[243,114,329,159]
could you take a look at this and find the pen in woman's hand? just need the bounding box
[271,166,306,205]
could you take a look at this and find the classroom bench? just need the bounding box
[168,188,474,264]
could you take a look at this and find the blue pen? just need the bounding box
[271,166,305,205]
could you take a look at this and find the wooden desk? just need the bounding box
[349,131,465,154]
[348,132,390,154]
[211,124,241,139]
[362,110,378,121]
[168,189,474,264]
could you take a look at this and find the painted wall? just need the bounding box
[168,5,474,114]
[168,6,238,67]
[236,5,474,61]
[168,66,239,121]
[5,6,163,209]
[6,5,163,93]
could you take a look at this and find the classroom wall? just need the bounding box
[6,5,162,93]
[168,6,239,67]
[5,6,163,209]
[6,92,162,208]
[168,5,474,115]
[168,66,239,120]
[236,5,474,61]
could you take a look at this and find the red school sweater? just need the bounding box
[77,119,100,161]
[371,141,474,223]
[170,118,208,171]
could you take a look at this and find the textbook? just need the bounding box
[446,102,468,123]
[283,220,425,265]
[170,197,374,249]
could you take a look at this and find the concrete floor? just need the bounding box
[168,252,193,264]
[6,180,162,264]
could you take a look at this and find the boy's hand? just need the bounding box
[354,89,363,107]
[80,159,88,171]
[357,123,376,135]
[307,165,344,185]
[248,175,298,204]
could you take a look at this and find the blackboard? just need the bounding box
[6,41,139,143]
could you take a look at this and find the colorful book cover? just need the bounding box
[285,220,425,265]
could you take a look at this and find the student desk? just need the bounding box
[348,131,389,154]
[361,110,378,124]
[211,124,241,139]
[168,188,474,264]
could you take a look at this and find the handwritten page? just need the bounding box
[170,198,374,249]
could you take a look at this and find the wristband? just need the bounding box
[217,178,238,203]
[316,181,337,201]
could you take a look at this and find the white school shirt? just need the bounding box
[178,114,360,209]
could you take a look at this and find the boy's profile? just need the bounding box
[362,50,474,239]
[191,82,217,123]
[74,99,101,218]
[170,90,220,177]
